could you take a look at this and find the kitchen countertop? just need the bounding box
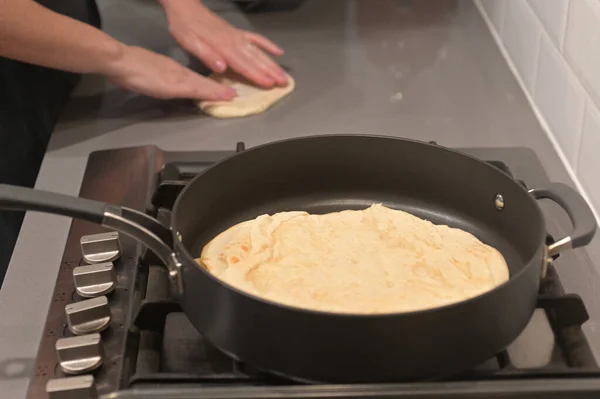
[2,0,600,397]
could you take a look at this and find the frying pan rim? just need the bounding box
[172,134,547,318]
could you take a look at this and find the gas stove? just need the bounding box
[27,144,600,399]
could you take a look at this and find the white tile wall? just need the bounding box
[476,0,600,220]
[564,0,600,108]
[534,35,585,164]
[528,0,569,49]
[503,0,542,91]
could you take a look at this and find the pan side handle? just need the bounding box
[0,184,184,296]
[529,183,597,257]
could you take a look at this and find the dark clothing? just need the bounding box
[0,0,101,286]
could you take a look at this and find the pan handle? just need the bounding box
[529,182,597,257]
[0,184,184,296]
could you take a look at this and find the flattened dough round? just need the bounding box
[197,204,510,314]
[197,72,295,118]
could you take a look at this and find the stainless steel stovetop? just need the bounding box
[28,144,600,399]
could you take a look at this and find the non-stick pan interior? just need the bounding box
[174,136,545,278]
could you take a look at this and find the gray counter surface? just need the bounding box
[2,1,600,397]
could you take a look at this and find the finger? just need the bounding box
[175,69,237,100]
[226,41,287,88]
[225,45,276,88]
[247,45,288,86]
[179,34,228,73]
[244,32,284,56]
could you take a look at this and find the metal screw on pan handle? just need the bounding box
[167,253,184,297]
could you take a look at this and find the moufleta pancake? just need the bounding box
[196,204,509,314]
[197,71,295,118]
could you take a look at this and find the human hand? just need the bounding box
[159,0,288,88]
[104,46,237,100]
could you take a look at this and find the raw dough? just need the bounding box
[197,72,295,118]
[196,204,509,314]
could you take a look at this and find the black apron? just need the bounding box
[0,0,102,284]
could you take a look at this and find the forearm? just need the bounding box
[0,0,125,75]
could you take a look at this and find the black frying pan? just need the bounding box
[0,135,596,383]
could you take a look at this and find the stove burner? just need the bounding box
[27,144,600,399]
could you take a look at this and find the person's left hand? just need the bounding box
[159,0,288,88]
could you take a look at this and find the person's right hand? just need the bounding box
[104,46,237,101]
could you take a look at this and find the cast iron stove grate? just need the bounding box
[112,143,600,398]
